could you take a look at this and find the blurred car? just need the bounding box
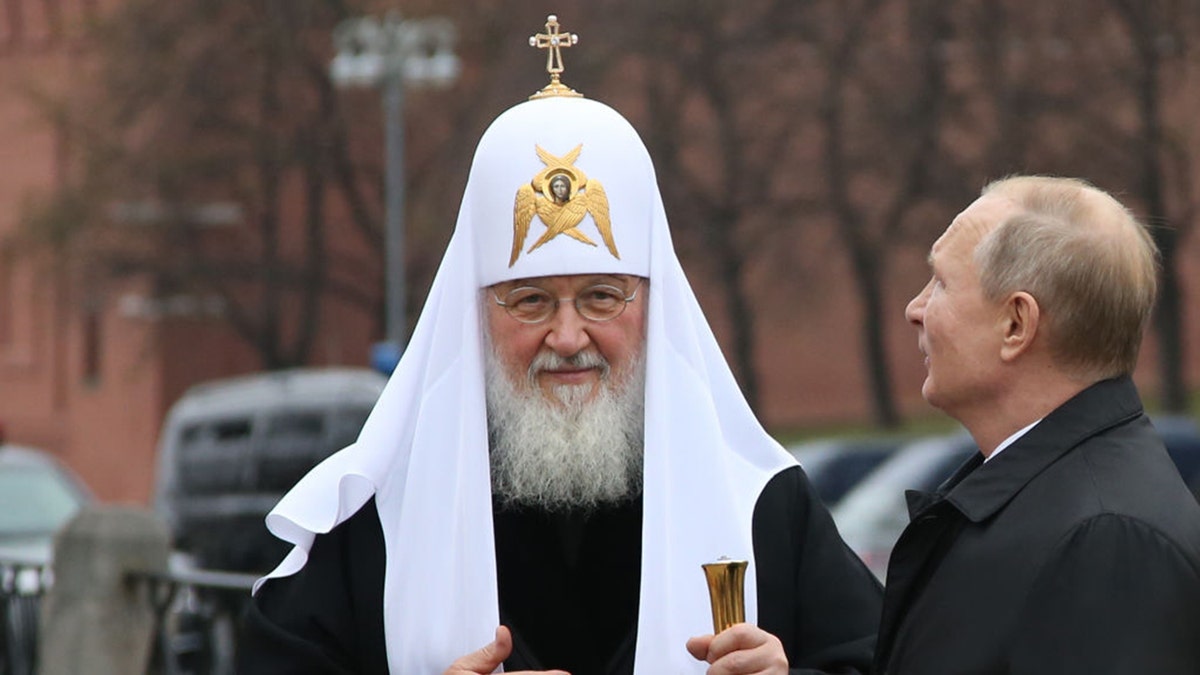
[830,431,978,581]
[1150,416,1200,503]
[0,443,93,675]
[154,367,387,573]
[788,436,904,507]
[832,417,1200,583]
[0,443,93,559]
[1151,416,1200,478]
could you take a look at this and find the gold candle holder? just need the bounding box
[702,557,748,633]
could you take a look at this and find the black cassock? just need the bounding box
[238,465,882,674]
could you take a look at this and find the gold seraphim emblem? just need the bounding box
[510,145,618,267]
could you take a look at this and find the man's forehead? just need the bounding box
[932,194,1016,263]
[489,273,636,289]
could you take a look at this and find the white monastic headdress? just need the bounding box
[257,18,796,673]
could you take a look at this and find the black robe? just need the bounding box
[238,465,882,674]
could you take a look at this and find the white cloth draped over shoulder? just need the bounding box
[255,96,797,674]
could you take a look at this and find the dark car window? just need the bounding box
[1163,433,1200,486]
[177,417,257,496]
[814,450,894,505]
[265,412,325,439]
[177,418,255,443]
[256,410,341,492]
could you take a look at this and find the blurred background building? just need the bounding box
[2,0,1199,504]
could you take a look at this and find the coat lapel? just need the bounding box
[874,454,979,672]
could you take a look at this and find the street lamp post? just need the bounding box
[330,13,460,373]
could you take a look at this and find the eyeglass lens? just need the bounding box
[503,284,631,323]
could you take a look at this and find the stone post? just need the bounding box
[38,506,170,675]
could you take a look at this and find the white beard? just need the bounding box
[485,344,645,512]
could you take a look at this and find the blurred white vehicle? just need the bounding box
[830,432,977,581]
[788,436,904,507]
[153,367,387,573]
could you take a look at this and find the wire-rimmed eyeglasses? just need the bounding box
[492,279,643,324]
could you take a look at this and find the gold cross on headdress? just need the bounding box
[528,15,584,100]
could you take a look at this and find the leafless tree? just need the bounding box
[1105,0,1197,412]
[799,0,964,427]
[964,0,1199,411]
[587,0,823,413]
[20,0,492,369]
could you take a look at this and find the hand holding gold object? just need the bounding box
[702,557,748,633]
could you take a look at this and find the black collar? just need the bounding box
[912,376,1144,524]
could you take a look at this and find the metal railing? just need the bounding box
[0,549,256,675]
[0,549,49,675]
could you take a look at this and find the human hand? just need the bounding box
[443,625,571,675]
[686,623,788,675]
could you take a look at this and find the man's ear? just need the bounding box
[999,291,1039,362]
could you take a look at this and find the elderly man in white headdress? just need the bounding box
[239,17,881,675]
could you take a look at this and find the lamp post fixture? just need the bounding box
[330,12,460,372]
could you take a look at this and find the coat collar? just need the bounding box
[936,376,1144,523]
[879,376,1145,674]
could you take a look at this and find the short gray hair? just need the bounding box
[976,176,1159,380]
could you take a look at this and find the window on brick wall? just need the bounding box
[2,0,100,49]
[82,305,101,383]
[0,255,11,348]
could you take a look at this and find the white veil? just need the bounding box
[256,96,797,674]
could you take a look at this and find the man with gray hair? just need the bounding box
[877,175,1200,674]
[239,16,882,675]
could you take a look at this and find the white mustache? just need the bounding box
[527,350,611,383]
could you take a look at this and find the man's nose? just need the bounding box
[906,282,930,325]
[543,301,592,356]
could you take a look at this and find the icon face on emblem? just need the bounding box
[510,144,619,267]
[549,174,571,203]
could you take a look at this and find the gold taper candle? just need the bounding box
[702,558,748,633]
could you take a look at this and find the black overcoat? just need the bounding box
[875,376,1200,674]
